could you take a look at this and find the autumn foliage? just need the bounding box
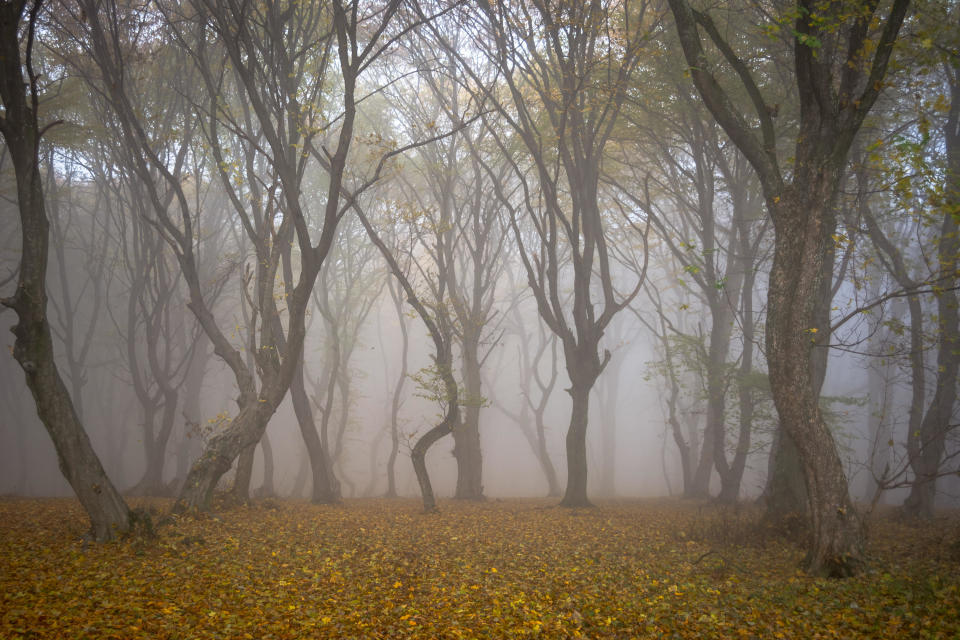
[1,498,958,638]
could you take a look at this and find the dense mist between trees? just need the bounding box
[1,0,959,586]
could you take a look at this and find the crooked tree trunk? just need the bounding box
[0,0,130,540]
[412,414,456,513]
[766,184,862,576]
[174,399,279,512]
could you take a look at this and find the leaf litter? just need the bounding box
[1,497,958,638]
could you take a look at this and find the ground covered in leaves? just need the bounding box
[1,497,958,639]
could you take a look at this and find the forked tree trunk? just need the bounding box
[174,401,276,512]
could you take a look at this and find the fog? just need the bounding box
[1,0,958,555]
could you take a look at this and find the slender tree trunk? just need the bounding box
[533,403,561,498]
[717,234,757,503]
[689,421,714,497]
[384,280,409,498]
[133,397,175,495]
[291,451,309,500]
[232,442,256,504]
[291,361,339,503]
[411,422,452,513]
[708,308,735,501]
[903,212,959,519]
[257,431,275,498]
[454,335,484,499]
[902,63,960,519]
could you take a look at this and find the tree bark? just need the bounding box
[453,333,484,500]
[766,184,862,575]
[0,0,130,540]
[560,345,604,507]
[257,431,275,497]
[232,442,256,504]
[291,361,340,503]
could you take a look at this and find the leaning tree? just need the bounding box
[667,0,910,575]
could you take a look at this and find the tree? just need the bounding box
[449,0,652,506]
[855,8,960,517]
[0,0,130,540]
[354,193,461,512]
[486,262,562,497]
[667,0,910,575]
[75,0,410,511]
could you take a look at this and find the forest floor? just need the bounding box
[1,497,958,639]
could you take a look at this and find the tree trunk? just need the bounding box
[291,361,339,503]
[717,235,757,503]
[411,422,451,513]
[708,307,735,501]
[173,401,275,512]
[0,2,130,540]
[761,429,808,517]
[257,431,276,498]
[232,442,256,504]
[766,187,862,576]
[384,280,409,498]
[560,374,594,507]
[454,335,484,499]
[452,420,483,499]
[902,63,960,520]
[291,451,309,499]
[411,358,460,512]
[689,420,714,497]
[902,212,959,519]
[533,403,562,498]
